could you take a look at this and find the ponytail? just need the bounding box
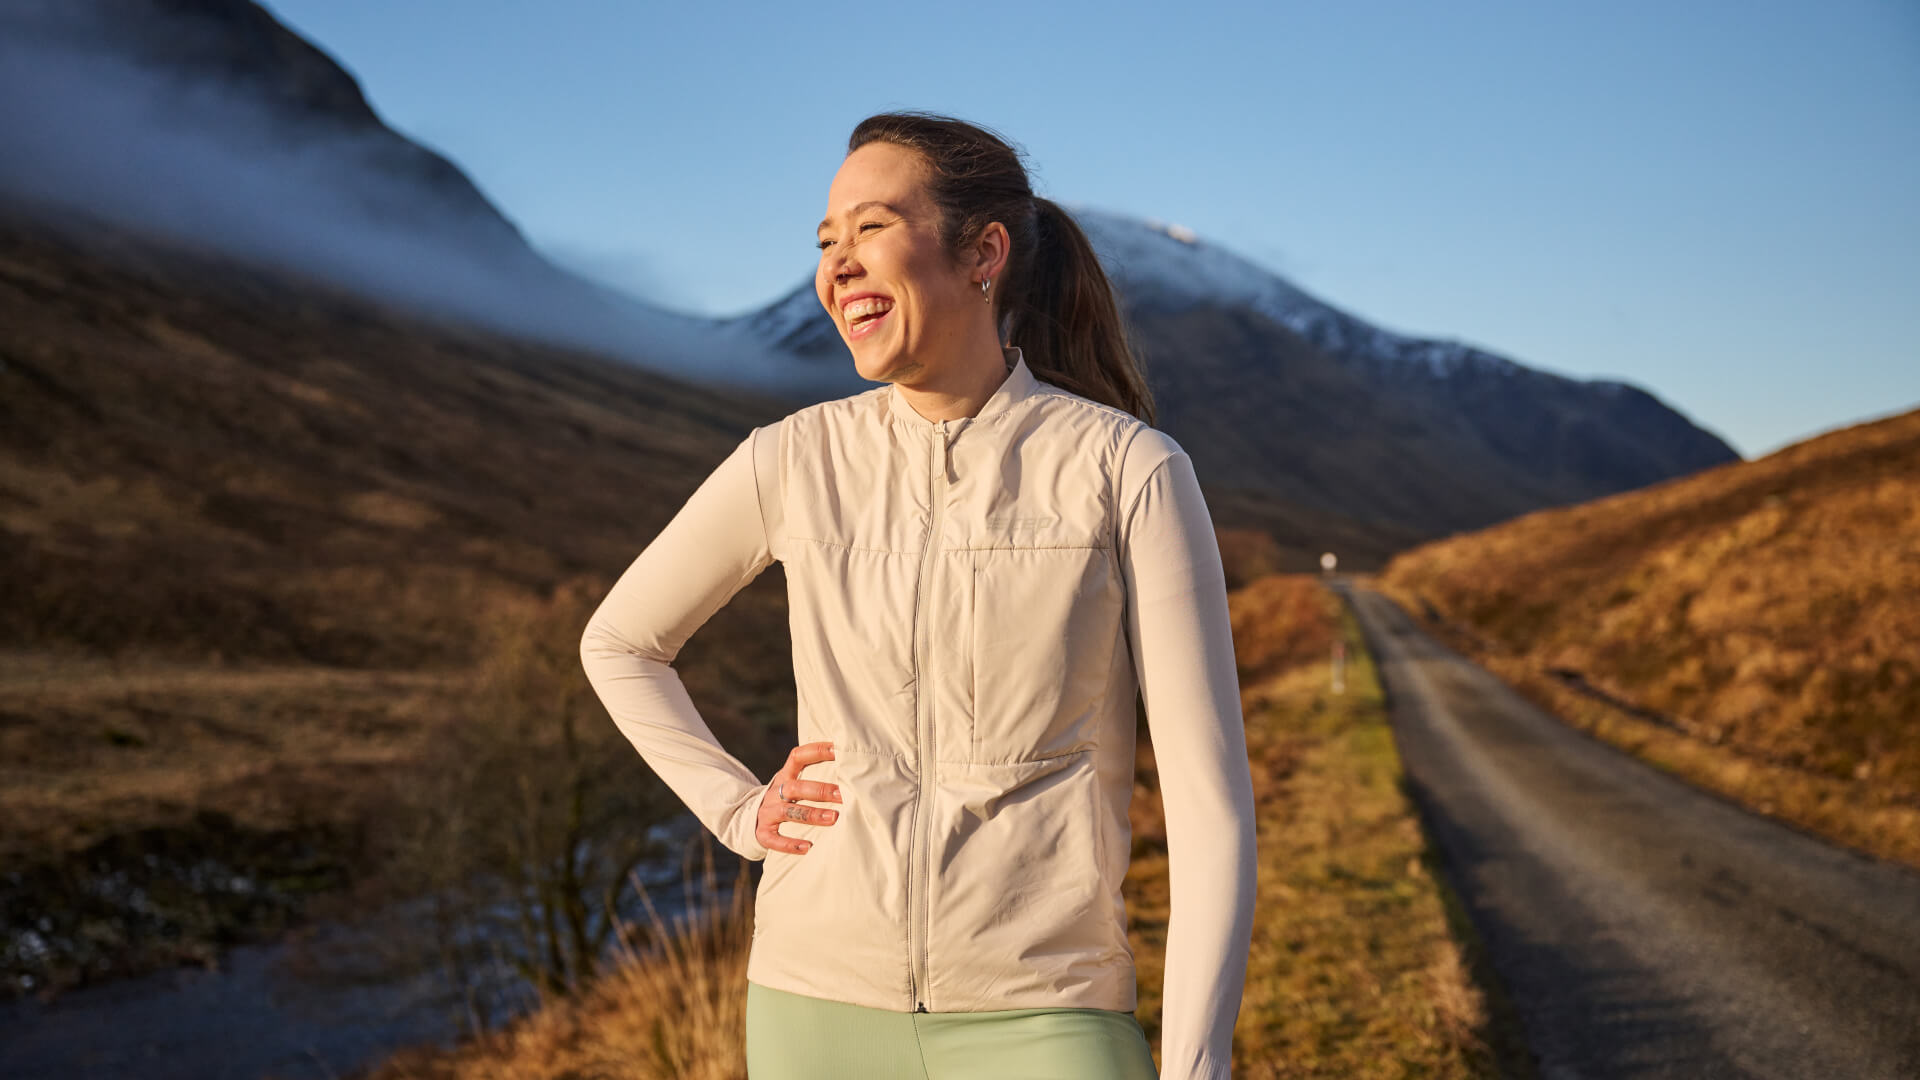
[847,112,1158,425]
[1003,197,1156,426]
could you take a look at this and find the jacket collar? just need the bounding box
[887,345,1038,430]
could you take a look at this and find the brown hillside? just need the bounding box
[1378,406,1920,866]
[0,206,811,869]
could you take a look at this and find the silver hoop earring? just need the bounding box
[980,277,991,301]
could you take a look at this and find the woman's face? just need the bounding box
[815,141,981,384]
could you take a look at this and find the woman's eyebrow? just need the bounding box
[817,200,904,233]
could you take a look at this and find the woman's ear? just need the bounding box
[974,220,1010,283]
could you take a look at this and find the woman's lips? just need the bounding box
[848,306,892,341]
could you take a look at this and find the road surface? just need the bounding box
[1336,581,1920,1080]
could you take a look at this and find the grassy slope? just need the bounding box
[0,210,802,861]
[0,212,803,992]
[359,574,1523,1079]
[1375,406,1920,870]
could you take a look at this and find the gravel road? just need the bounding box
[1337,581,1920,1080]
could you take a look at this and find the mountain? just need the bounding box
[4,0,523,248]
[1071,207,1739,510]
[0,0,798,391]
[734,209,1740,538]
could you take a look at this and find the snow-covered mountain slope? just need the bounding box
[1068,203,1536,383]
[732,202,1658,395]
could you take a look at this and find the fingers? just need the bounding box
[756,741,840,856]
[758,801,835,854]
[781,801,839,826]
[786,740,836,770]
[785,777,843,804]
[755,785,812,855]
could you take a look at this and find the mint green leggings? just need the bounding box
[745,980,1159,1079]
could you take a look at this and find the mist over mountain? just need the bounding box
[0,0,799,391]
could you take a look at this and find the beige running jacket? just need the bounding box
[580,346,1257,1079]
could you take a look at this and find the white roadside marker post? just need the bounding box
[1320,552,1345,694]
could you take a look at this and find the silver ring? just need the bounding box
[778,781,786,801]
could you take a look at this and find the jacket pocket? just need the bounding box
[970,546,1122,762]
[748,750,914,1004]
[923,751,1120,1010]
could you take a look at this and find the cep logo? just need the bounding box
[986,515,1056,531]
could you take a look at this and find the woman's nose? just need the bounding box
[827,250,859,285]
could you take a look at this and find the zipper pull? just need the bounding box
[936,419,955,483]
[915,1001,929,1013]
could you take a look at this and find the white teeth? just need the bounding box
[845,298,894,322]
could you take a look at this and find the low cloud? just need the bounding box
[0,7,817,395]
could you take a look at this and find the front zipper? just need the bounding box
[906,416,950,1012]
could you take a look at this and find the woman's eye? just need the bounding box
[817,222,883,251]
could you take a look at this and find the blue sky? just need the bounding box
[261,0,1918,459]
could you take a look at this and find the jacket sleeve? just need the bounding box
[1116,443,1257,1080]
[578,426,778,862]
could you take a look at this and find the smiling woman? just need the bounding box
[579,110,1255,1080]
[813,145,985,386]
[811,117,1154,423]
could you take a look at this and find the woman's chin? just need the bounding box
[849,343,906,383]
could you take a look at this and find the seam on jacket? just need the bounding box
[821,745,907,758]
[1118,451,1178,536]
[937,744,1094,766]
[747,424,773,562]
[789,534,915,556]
[824,746,1096,766]
[716,437,768,602]
[1035,382,1142,425]
[1112,420,1149,542]
[963,542,1109,552]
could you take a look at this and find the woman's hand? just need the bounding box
[756,741,842,855]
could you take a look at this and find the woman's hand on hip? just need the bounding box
[756,741,842,855]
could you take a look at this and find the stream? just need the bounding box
[0,816,746,1080]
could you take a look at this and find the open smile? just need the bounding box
[848,306,893,341]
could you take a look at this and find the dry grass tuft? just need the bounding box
[357,840,756,1080]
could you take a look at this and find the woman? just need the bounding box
[579,111,1256,1079]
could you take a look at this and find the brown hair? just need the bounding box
[847,111,1157,426]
